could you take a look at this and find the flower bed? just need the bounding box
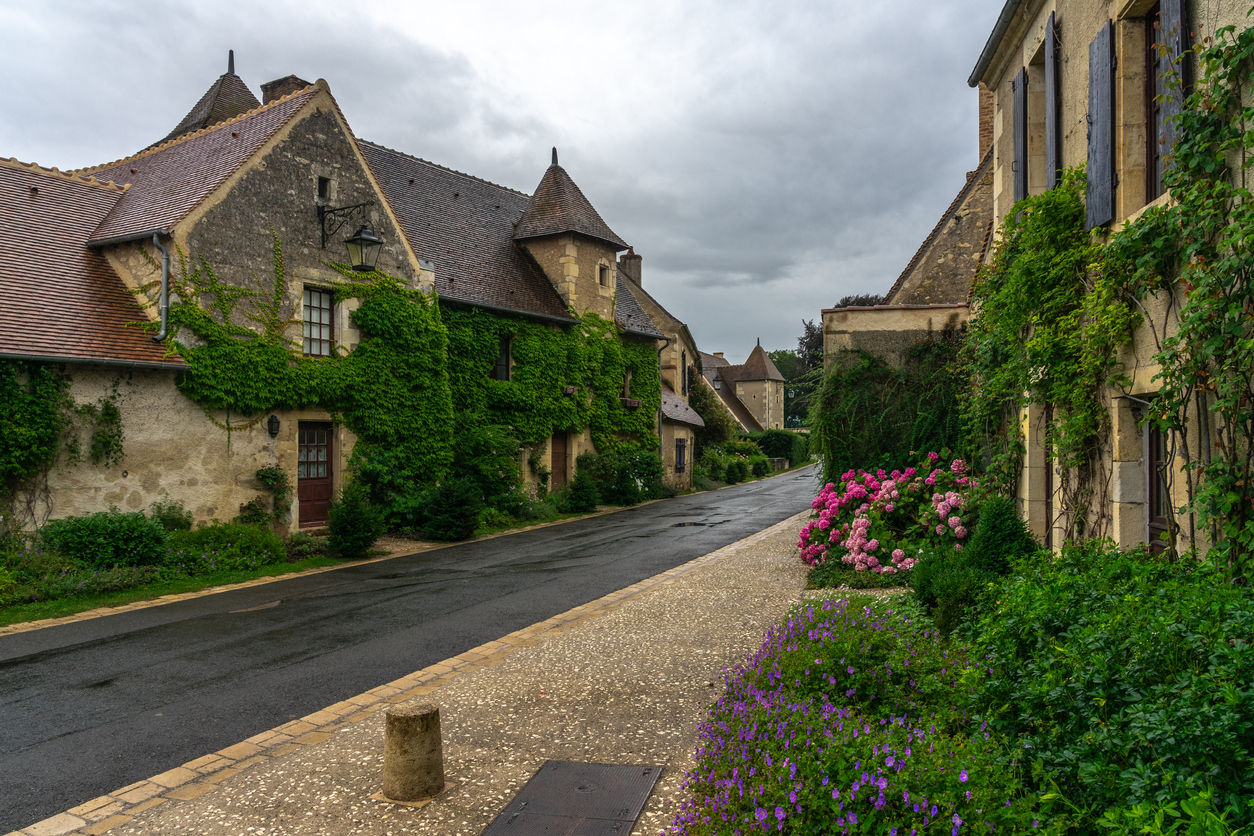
[666,595,1034,835]
[798,451,977,575]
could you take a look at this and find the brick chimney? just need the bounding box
[978,82,994,161]
[618,247,642,286]
[261,75,312,104]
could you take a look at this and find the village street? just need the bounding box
[0,466,818,833]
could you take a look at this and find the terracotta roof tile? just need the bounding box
[660,382,704,427]
[614,275,664,338]
[359,140,575,323]
[158,73,261,146]
[80,86,318,244]
[513,161,628,250]
[0,159,181,366]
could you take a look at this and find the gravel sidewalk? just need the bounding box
[11,511,812,836]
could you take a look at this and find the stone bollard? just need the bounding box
[382,702,445,802]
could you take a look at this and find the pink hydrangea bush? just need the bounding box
[797,450,977,574]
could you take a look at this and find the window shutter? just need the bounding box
[1013,67,1028,204]
[1087,20,1115,230]
[1045,12,1061,190]
[1159,0,1190,173]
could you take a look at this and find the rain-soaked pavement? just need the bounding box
[0,465,819,833]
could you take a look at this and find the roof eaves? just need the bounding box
[969,0,1025,87]
[437,295,577,326]
[0,351,185,371]
[2,157,129,192]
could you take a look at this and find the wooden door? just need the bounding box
[298,422,333,528]
[550,431,568,488]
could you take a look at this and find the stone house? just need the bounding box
[969,0,1242,551]
[1,58,667,531]
[614,250,704,488]
[699,345,786,432]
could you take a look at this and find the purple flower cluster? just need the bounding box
[797,451,977,573]
[665,598,1030,835]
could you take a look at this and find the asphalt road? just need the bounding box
[0,465,819,832]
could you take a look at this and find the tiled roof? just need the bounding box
[614,274,665,338]
[80,86,318,244]
[660,383,704,428]
[159,73,261,147]
[0,159,181,366]
[513,161,628,250]
[720,345,785,382]
[359,140,575,323]
[700,351,730,369]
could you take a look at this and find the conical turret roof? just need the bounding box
[159,59,261,146]
[513,150,628,249]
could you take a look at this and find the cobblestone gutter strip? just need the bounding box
[7,511,811,836]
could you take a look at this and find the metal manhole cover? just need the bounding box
[481,761,662,836]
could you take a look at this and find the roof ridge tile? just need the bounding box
[74,83,318,175]
[2,157,129,192]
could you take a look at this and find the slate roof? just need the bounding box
[614,274,665,338]
[359,140,575,323]
[700,351,730,369]
[660,383,705,428]
[513,161,628,250]
[0,159,181,367]
[81,85,318,245]
[720,345,785,383]
[709,376,763,433]
[159,72,261,147]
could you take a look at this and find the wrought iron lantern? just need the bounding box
[267,414,281,437]
[344,225,383,272]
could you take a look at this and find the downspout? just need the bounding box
[152,233,170,342]
[656,336,671,450]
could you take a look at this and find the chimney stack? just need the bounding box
[261,75,313,105]
[978,82,994,161]
[618,247,642,286]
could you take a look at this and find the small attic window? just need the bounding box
[317,177,330,200]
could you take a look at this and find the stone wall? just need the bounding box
[518,234,618,322]
[822,305,968,369]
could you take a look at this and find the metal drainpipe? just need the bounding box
[655,336,671,450]
[152,233,170,342]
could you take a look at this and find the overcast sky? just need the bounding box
[1,0,998,364]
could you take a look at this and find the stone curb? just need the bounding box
[5,510,811,836]
[0,465,814,638]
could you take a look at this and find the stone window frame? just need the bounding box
[302,286,335,357]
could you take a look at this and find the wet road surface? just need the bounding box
[0,466,819,832]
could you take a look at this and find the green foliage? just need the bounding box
[1097,787,1254,835]
[286,531,330,562]
[962,168,1137,502]
[750,457,769,477]
[560,467,601,513]
[909,546,997,635]
[327,482,386,559]
[811,339,967,482]
[254,466,292,523]
[964,494,1038,576]
[574,450,666,506]
[721,439,762,457]
[0,362,71,490]
[806,556,909,589]
[235,498,270,526]
[148,498,193,532]
[39,509,167,569]
[745,428,808,465]
[421,479,484,541]
[969,540,1254,825]
[165,523,286,574]
[451,424,521,510]
[724,459,748,484]
[687,377,738,455]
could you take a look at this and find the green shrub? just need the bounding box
[965,494,1038,575]
[698,449,725,482]
[328,482,387,559]
[286,531,329,562]
[574,450,666,506]
[749,456,770,477]
[235,497,270,526]
[690,463,715,492]
[724,459,748,484]
[745,428,808,465]
[452,424,520,510]
[560,467,601,513]
[148,498,193,532]
[420,478,484,541]
[39,509,167,569]
[166,522,286,574]
[722,439,762,458]
[970,540,1254,826]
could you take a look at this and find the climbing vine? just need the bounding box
[961,168,1140,539]
[155,231,659,508]
[1102,19,1254,577]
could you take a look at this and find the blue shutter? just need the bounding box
[1087,20,1115,230]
